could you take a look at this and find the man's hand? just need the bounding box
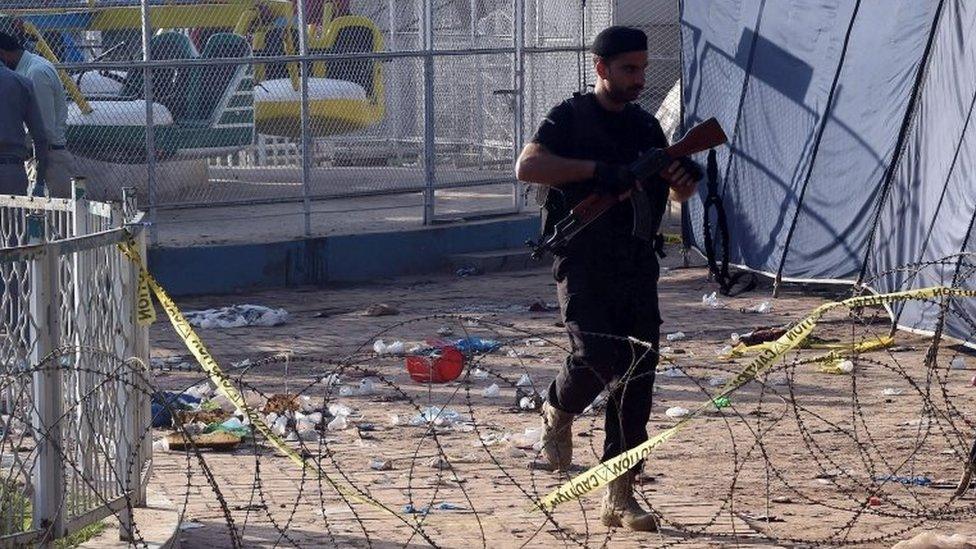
[594,162,635,197]
[664,159,701,203]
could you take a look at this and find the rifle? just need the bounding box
[527,117,728,260]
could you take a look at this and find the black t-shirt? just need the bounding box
[531,93,670,271]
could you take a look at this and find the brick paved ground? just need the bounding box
[146,244,976,548]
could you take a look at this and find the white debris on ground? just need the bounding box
[184,304,289,329]
[702,291,726,309]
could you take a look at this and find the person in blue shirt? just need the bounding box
[0,32,76,198]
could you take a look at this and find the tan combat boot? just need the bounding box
[600,469,659,531]
[538,401,574,471]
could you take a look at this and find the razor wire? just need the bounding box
[104,255,976,548]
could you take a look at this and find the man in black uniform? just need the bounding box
[515,26,700,531]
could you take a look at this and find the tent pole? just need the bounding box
[854,0,947,287]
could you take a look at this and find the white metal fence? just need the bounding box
[0,185,151,546]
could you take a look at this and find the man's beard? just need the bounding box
[608,85,643,103]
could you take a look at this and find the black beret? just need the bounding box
[591,26,647,58]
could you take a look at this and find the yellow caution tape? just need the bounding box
[117,236,389,514]
[535,286,976,512]
[815,336,894,373]
[135,265,157,326]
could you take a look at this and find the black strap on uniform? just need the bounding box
[702,149,755,296]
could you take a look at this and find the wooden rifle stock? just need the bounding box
[528,118,728,259]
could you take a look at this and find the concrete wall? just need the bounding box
[149,214,540,295]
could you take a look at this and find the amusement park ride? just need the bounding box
[0,0,386,163]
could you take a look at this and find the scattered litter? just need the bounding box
[712,396,731,409]
[882,388,904,396]
[456,266,482,277]
[659,346,673,356]
[519,396,539,410]
[900,417,933,428]
[328,403,352,417]
[184,383,213,401]
[370,458,393,471]
[741,326,788,345]
[528,300,558,312]
[868,496,881,507]
[766,373,788,386]
[204,417,250,439]
[950,356,968,370]
[151,390,204,428]
[730,332,741,344]
[702,291,726,309]
[482,383,500,398]
[321,374,341,387]
[453,337,501,354]
[263,394,300,415]
[509,428,543,450]
[771,496,793,504]
[426,456,452,470]
[388,414,401,426]
[184,304,288,329]
[665,406,690,419]
[373,339,405,355]
[165,431,241,451]
[403,502,464,514]
[179,521,205,531]
[742,301,773,314]
[708,375,729,387]
[406,347,465,383]
[358,378,378,395]
[666,331,686,342]
[516,374,533,387]
[525,337,549,347]
[738,512,784,523]
[873,475,931,486]
[436,326,454,336]
[363,303,399,317]
[836,360,854,374]
[479,432,504,446]
[338,386,355,397]
[410,407,466,427]
[716,345,734,357]
[660,367,686,379]
[472,368,490,380]
[327,415,348,431]
[893,532,976,549]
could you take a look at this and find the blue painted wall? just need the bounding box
[148,215,540,296]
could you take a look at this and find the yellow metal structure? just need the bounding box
[254,16,386,138]
[3,1,386,138]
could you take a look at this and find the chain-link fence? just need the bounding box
[0,188,151,545]
[0,1,683,241]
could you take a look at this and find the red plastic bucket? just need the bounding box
[406,347,464,383]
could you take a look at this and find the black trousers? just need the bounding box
[546,257,661,464]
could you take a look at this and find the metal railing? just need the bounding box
[0,183,151,547]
